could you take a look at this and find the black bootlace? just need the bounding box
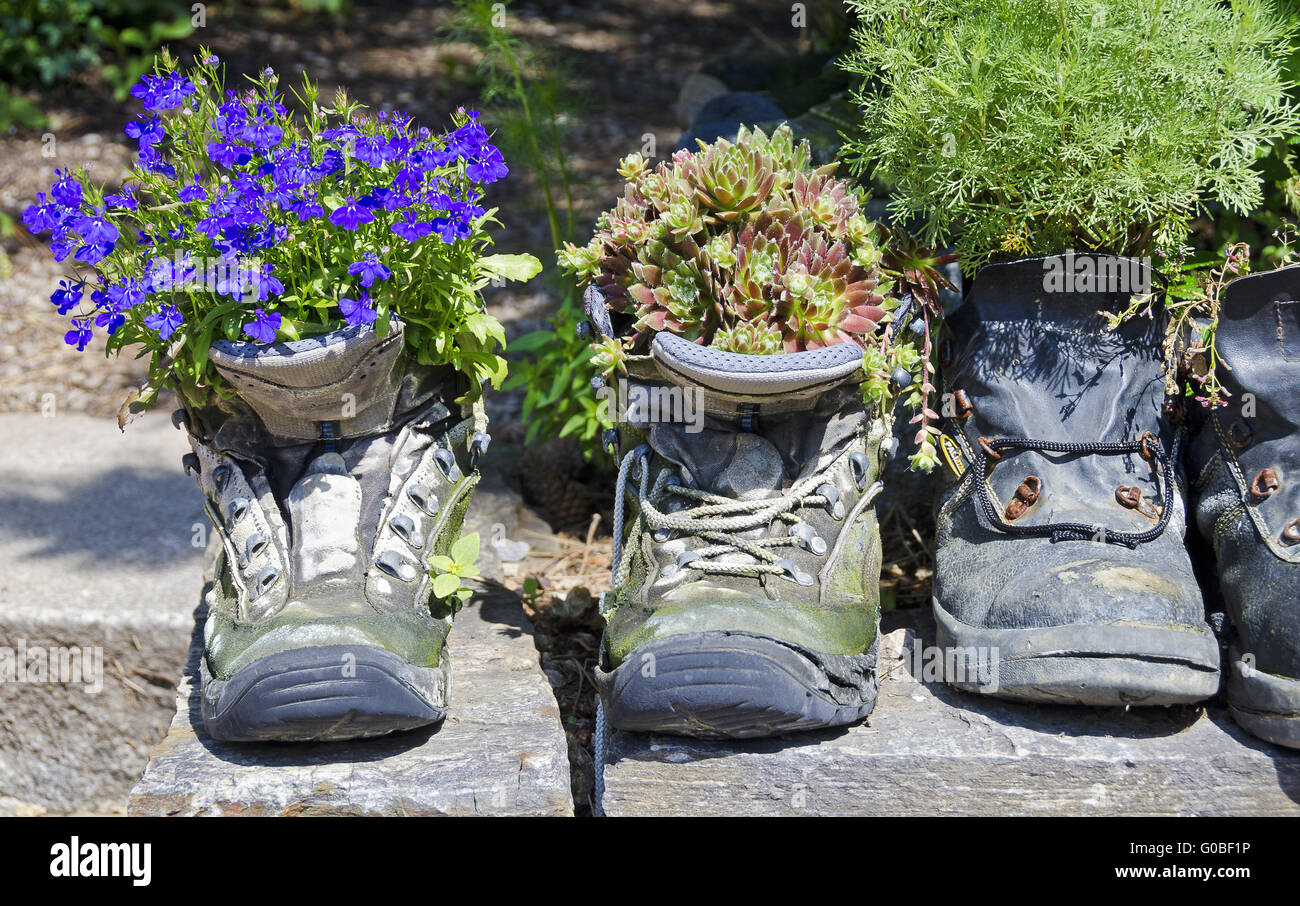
[974,433,1173,548]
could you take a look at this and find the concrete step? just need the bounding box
[596,610,1300,816]
[128,585,573,816]
[0,412,202,814]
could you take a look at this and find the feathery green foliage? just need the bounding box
[841,0,1298,273]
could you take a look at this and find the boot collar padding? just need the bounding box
[210,321,406,441]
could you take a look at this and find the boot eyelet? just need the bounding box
[407,483,439,514]
[245,532,268,558]
[433,447,459,480]
[788,523,827,555]
[1004,476,1041,521]
[1282,518,1300,545]
[879,436,898,462]
[376,550,418,582]
[253,566,279,596]
[213,464,232,493]
[953,389,974,420]
[817,484,845,520]
[1162,397,1184,426]
[227,497,249,522]
[978,437,1002,463]
[182,452,200,477]
[849,452,871,489]
[1228,420,1254,451]
[1115,485,1159,520]
[390,513,423,549]
[775,558,814,587]
[1250,468,1280,502]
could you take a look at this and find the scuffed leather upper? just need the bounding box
[934,256,1208,636]
[602,341,888,665]
[184,322,481,680]
[1190,265,1300,677]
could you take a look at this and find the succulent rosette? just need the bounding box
[23,48,539,416]
[559,124,955,468]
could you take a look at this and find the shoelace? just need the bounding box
[612,443,875,585]
[974,433,1174,548]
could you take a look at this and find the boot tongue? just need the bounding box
[641,333,865,498]
[210,321,406,442]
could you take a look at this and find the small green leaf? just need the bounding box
[478,253,543,283]
[450,532,480,567]
[431,572,463,599]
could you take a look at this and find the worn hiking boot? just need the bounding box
[932,255,1220,705]
[593,331,889,738]
[180,320,486,741]
[1189,265,1300,748]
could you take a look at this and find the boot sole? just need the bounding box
[933,598,1220,706]
[595,630,878,739]
[201,644,448,742]
[1226,645,1300,749]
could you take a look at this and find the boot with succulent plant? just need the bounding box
[563,125,951,737]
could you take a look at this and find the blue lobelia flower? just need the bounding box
[50,169,83,208]
[348,253,391,288]
[329,196,375,231]
[93,302,125,335]
[22,193,62,233]
[132,72,196,111]
[104,185,138,211]
[107,277,147,311]
[354,135,391,167]
[208,141,253,169]
[124,115,166,151]
[467,144,508,184]
[431,214,471,243]
[289,191,324,222]
[73,208,120,246]
[248,264,285,302]
[242,308,282,343]
[338,291,378,327]
[50,280,83,314]
[139,147,177,179]
[49,235,74,263]
[178,181,208,203]
[391,210,432,242]
[144,305,183,341]
[240,119,284,151]
[74,241,114,265]
[64,319,93,351]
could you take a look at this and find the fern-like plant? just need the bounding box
[841,0,1298,274]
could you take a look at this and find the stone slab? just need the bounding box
[598,610,1300,816]
[0,412,203,813]
[128,585,573,816]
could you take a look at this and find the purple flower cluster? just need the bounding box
[23,59,509,353]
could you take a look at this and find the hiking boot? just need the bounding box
[593,331,888,738]
[932,255,1220,705]
[180,320,486,741]
[1189,265,1300,747]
